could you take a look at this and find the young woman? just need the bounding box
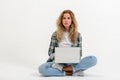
[39,9,97,76]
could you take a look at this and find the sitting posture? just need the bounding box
[39,9,97,76]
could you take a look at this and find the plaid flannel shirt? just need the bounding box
[47,31,82,62]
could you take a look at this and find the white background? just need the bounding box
[0,0,120,80]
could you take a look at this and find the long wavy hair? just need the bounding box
[56,9,78,43]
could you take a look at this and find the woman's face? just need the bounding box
[62,13,72,31]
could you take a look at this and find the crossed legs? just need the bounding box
[39,56,97,76]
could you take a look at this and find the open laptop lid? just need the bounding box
[55,47,80,63]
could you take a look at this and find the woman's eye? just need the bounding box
[63,17,71,19]
[68,17,71,19]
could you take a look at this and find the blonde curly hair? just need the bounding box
[56,10,78,43]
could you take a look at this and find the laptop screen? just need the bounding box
[55,47,80,63]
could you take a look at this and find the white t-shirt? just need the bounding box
[58,31,72,47]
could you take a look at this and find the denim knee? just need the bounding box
[39,64,46,74]
[89,56,97,66]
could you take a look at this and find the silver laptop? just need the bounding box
[55,47,80,63]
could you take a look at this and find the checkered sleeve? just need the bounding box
[47,32,57,62]
[78,33,82,57]
[48,32,56,56]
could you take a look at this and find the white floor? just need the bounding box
[1,60,120,80]
[0,49,120,80]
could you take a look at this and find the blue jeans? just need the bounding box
[39,56,97,76]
